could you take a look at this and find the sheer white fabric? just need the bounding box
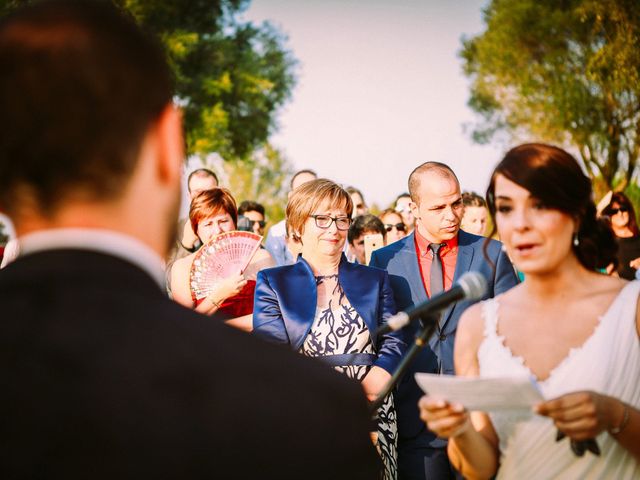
[478,281,640,479]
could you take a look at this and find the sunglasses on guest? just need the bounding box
[248,219,266,228]
[384,223,406,232]
[608,206,629,215]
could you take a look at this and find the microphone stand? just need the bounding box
[369,312,440,414]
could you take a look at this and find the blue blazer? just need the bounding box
[253,255,407,375]
[369,230,519,444]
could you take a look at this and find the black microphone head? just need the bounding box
[458,271,487,301]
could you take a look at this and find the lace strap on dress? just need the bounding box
[480,298,499,339]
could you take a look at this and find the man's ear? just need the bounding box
[154,104,184,186]
[410,201,420,220]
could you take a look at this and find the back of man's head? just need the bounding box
[0,0,173,217]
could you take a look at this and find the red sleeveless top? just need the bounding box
[194,280,256,318]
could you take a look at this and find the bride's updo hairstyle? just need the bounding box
[485,143,617,270]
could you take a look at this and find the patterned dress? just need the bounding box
[300,275,398,480]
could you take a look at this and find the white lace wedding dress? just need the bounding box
[477,281,640,479]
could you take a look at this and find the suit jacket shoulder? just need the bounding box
[1,250,380,479]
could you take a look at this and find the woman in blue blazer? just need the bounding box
[254,179,406,479]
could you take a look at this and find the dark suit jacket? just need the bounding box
[253,255,406,375]
[0,249,380,478]
[369,230,519,447]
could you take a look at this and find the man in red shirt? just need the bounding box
[370,162,519,480]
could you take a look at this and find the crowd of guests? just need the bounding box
[1,2,639,479]
[157,150,640,479]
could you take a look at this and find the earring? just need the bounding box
[573,233,579,247]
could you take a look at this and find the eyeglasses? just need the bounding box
[609,206,629,215]
[310,214,352,230]
[385,223,406,232]
[248,219,266,228]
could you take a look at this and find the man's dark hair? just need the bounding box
[0,0,173,216]
[348,214,386,245]
[187,168,219,192]
[238,200,265,217]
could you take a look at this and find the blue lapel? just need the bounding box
[439,231,474,330]
[279,257,318,351]
[399,233,428,307]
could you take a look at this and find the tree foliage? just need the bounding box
[118,0,297,159]
[461,0,640,193]
[0,0,297,161]
[198,143,292,224]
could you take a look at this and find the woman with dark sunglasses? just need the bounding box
[603,192,640,280]
[379,209,407,245]
[253,179,407,479]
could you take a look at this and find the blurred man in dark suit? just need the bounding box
[0,2,379,478]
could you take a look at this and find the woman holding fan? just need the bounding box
[171,188,274,331]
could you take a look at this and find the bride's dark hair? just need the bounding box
[485,143,617,270]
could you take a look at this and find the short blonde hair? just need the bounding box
[286,179,353,239]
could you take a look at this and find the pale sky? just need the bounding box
[242,0,505,209]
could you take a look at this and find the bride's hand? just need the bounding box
[418,395,471,438]
[534,391,624,441]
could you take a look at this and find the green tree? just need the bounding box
[461,0,640,193]
[0,0,297,160]
[196,143,292,225]
[119,0,297,159]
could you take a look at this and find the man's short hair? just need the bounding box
[289,169,317,190]
[187,169,219,192]
[408,162,459,203]
[461,191,487,208]
[0,0,173,216]
[348,214,386,245]
[238,200,265,217]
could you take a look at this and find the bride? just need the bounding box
[419,143,640,479]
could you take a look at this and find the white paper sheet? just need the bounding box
[415,373,544,411]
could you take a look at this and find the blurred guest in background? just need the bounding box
[265,169,317,266]
[348,214,387,265]
[419,143,638,479]
[179,168,219,253]
[347,186,369,218]
[254,179,407,479]
[395,193,415,234]
[171,188,274,330]
[460,191,488,236]
[602,192,640,280]
[238,200,266,236]
[379,208,408,245]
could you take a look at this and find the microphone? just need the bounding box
[378,271,487,335]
